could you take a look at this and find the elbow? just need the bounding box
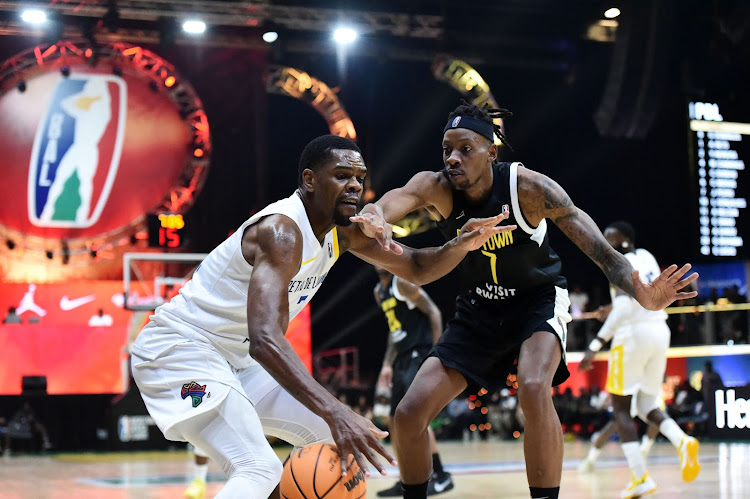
[247,334,276,363]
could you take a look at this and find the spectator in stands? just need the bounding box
[3,306,22,324]
[372,393,391,431]
[4,402,52,455]
[353,395,373,421]
[88,308,113,327]
[701,361,724,403]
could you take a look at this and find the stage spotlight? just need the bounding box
[604,7,621,19]
[193,148,204,158]
[60,66,70,77]
[263,31,278,43]
[182,20,206,34]
[45,250,53,260]
[164,76,176,87]
[333,26,357,44]
[17,81,26,92]
[6,239,15,250]
[21,9,46,24]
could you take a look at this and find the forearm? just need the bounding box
[250,334,340,421]
[398,238,465,285]
[383,338,397,367]
[588,295,633,350]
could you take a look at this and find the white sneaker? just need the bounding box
[678,435,701,482]
[620,471,657,499]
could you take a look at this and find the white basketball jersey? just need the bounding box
[135,192,339,368]
[609,248,668,324]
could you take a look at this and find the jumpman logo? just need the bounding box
[16,284,47,317]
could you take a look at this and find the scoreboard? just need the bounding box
[147,213,186,248]
[689,101,749,258]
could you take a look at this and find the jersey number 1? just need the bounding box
[481,250,498,284]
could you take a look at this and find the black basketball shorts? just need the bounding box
[429,284,572,393]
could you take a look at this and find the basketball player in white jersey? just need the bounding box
[579,221,700,498]
[131,135,515,499]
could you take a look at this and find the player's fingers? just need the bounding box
[668,264,693,283]
[657,264,678,282]
[676,291,699,299]
[675,271,699,289]
[389,241,404,255]
[367,438,397,470]
[375,231,390,251]
[368,425,389,439]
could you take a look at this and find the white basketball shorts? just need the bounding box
[605,320,670,397]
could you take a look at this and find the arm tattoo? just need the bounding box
[543,178,574,211]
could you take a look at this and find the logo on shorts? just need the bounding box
[452,116,461,127]
[181,381,207,408]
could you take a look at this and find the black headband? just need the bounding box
[443,115,494,142]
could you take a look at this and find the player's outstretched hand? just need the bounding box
[327,404,397,478]
[456,204,516,251]
[578,350,595,371]
[633,264,699,311]
[377,365,394,390]
[350,205,403,255]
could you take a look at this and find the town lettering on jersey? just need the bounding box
[715,389,750,429]
[475,283,517,300]
[455,229,515,252]
[288,272,328,293]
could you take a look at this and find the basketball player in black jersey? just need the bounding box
[373,267,453,496]
[352,102,699,499]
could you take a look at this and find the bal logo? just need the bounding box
[181,381,207,408]
[28,74,126,228]
[452,116,461,127]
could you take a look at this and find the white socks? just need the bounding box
[640,435,655,457]
[622,441,647,478]
[659,418,685,448]
[194,461,209,481]
[587,446,602,463]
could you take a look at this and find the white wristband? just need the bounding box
[588,338,604,352]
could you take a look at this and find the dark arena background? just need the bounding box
[0,1,749,497]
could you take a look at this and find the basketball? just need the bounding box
[280,443,366,499]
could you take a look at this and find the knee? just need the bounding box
[224,445,283,488]
[517,378,550,415]
[393,400,428,435]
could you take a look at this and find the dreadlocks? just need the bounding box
[448,100,514,151]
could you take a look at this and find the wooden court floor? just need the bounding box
[0,439,747,498]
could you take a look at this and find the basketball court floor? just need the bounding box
[0,439,747,498]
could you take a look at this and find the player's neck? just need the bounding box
[297,191,334,243]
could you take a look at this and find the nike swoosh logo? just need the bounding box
[432,478,451,493]
[60,295,96,311]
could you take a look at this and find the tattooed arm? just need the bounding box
[516,165,697,309]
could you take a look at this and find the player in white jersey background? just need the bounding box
[579,221,701,499]
[131,135,516,499]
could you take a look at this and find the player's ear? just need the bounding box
[301,168,316,193]
[488,142,498,163]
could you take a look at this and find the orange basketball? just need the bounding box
[280,443,366,499]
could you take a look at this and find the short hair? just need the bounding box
[298,135,361,188]
[606,221,636,244]
[448,100,514,151]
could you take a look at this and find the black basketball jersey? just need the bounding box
[376,276,433,356]
[437,162,566,302]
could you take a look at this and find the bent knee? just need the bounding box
[517,379,551,410]
[224,446,283,486]
[393,401,428,433]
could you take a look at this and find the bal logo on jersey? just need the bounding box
[28,74,126,228]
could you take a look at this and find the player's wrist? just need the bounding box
[588,337,604,352]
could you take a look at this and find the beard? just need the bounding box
[334,205,355,226]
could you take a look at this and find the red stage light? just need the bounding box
[165,76,176,87]
[85,48,92,58]
[193,148,204,158]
